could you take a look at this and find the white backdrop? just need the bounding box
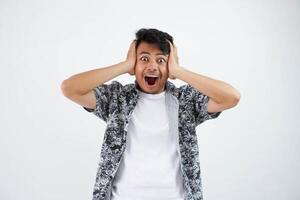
[1,0,299,199]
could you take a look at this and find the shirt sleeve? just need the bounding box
[193,88,222,126]
[179,84,222,126]
[82,80,122,122]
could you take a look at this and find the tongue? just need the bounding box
[147,77,157,85]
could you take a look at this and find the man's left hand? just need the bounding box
[167,40,182,80]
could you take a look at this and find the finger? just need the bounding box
[167,40,173,52]
[169,40,177,57]
[130,40,137,48]
[132,40,137,47]
[173,43,177,55]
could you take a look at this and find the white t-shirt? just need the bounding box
[111,90,185,200]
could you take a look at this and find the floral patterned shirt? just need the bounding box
[83,80,222,200]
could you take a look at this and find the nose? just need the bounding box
[147,60,159,72]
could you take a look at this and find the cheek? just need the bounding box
[135,64,142,72]
[160,65,168,75]
[136,61,147,68]
[135,65,144,77]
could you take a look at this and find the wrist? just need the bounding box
[118,61,131,74]
[123,61,135,73]
[173,66,185,79]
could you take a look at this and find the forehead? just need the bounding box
[137,42,167,56]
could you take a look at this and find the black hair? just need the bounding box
[135,28,174,54]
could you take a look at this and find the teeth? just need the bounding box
[145,75,159,77]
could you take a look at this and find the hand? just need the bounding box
[167,40,181,80]
[125,40,137,75]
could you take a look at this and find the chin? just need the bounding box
[138,79,166,94]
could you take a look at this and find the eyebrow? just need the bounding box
[139,51,168,56]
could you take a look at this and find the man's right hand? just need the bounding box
[125,40,137,75]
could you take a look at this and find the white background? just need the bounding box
[1,0,299,199]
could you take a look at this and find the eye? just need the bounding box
[158,58,166,63]
[140,56,148,62]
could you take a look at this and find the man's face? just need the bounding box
[135,41,169,94]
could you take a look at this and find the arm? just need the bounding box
[174,67,241,112]
[167,41,241,113]
[60,41,136,111]
[61,40,136,97]
[61,61,130,97]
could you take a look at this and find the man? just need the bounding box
[61,28,241,200]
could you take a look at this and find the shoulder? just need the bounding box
[178,84,198,99]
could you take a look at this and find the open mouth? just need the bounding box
[144,75,159,86]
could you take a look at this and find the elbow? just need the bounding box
[224,89,241,109]
[60,79,73,97]
[231,90,241,106]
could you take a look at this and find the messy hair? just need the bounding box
[135,28,174,54]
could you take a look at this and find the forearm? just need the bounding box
[175,67,240,104]
[61,61,129,96]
